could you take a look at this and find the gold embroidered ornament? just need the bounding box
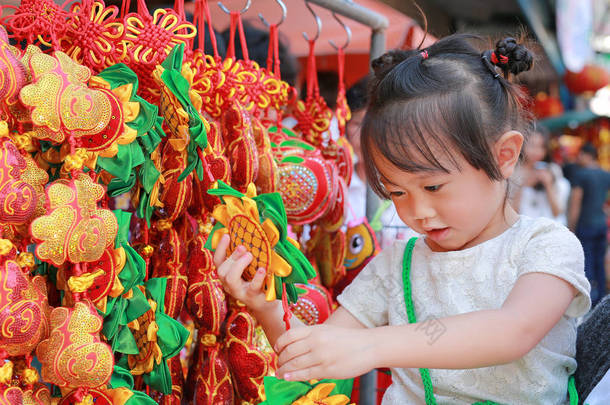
[206,181,315,303]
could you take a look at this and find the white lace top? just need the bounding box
[337,216,591,405]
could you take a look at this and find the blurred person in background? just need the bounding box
[513,126,570,225]
[569,143,610,307]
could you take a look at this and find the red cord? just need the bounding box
[281,283,292,330]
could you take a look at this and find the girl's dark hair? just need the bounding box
[361,34,535,198]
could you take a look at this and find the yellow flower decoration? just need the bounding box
[292,383,352,405]
[210,183,292,301]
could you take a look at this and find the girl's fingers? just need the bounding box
[213,234,231,267]
[217,245,246,279]
[274,327,310,354]
[277,339,312,366]
[282,366,323,382]
[277,358,323,381]
[248,268,267,293]
[224,250,253,287]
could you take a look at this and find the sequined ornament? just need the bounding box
[19,51,132,151]
[58,388,113,405]
[0,27,27,112]
[30,173,118,266]
[277,153,337,226]
[20,153,49,222]
[221,102,259,193]
[0,386,24,405]
[57,245,126,313]
[59,1,125,72]
[0,131,38,225]
[184,233,232,404]
[207,181,315,303]
[36,300,114,390]
[22,383,52,405]
[225,309,274,403]
[0,246,50,356]
[289,283,332,326]
[149,225,187,319]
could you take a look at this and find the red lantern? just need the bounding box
[532,92,564,119]
[564,65,610,94]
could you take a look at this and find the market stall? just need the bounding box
[0,0,411,403]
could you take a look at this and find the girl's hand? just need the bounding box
[213,234,269,312]
[274,324,376,381]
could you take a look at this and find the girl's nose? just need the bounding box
[410,197,436,221]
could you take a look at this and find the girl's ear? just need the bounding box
[494,130,524,179]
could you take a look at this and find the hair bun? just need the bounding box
[494,37,534,75]
[371,50,409,79]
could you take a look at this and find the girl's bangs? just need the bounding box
[366,98,461,175]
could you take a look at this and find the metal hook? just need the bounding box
[302,1,322,42]
[217,0,251,15]
[259,0,287,27]
[329,12,351,51]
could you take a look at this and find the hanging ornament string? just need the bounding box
[226,11,250,61]
[201,0,220,58]
[306,39,320,104]
[120,0,131,18]
[267,23,285,127]
[173,0,191,52]
[267,24,281,78]
[335,46,350,137]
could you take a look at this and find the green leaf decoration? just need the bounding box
[159,43,208,182]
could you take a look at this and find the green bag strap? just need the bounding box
[401,237,579,405]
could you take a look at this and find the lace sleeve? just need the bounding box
[336,243,400,328]
[519,221,591,317]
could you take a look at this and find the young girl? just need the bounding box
[214,34,591,404]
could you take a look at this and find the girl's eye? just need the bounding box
[424,184,443,192]
[389,191,405,197]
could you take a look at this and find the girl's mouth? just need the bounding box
[425,227,450,242]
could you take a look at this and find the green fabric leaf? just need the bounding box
[281,156,305,164]
[279,140,315,151]
[107,172,137,197]
[261,377,311,405]
[110,365,134,389]
[98,64,139,93]
[114,325,139,354]
[110,365,157,405]
[140,277,190,395]
[203,221,226,251]
[160,44,208,182]
[261,377,353,405]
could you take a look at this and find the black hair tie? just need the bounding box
[481,50,500,79]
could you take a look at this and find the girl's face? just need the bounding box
[373,147,512,252]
